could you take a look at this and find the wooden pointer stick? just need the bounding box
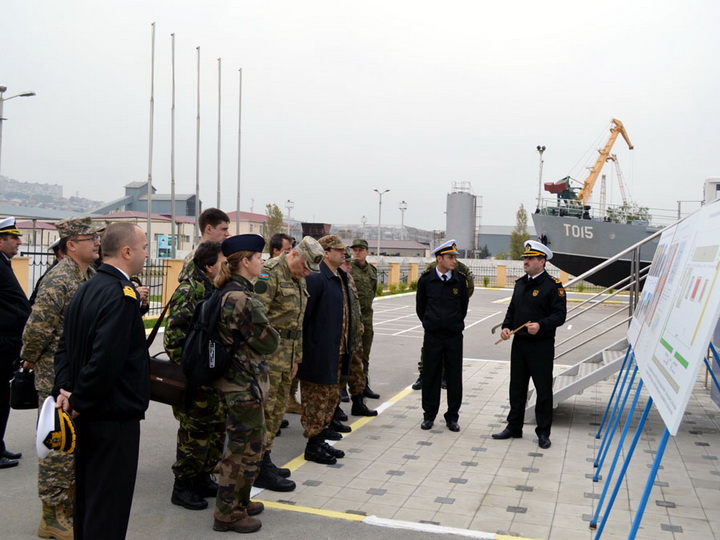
[494,321,531,345]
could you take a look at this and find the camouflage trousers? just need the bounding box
[338,346,366,396]
[263,369,291,451]
[300,380,338,439]
[360,319,374,375]
[214,391,266,523]
[171,385,226,482]
[37,392,74,506]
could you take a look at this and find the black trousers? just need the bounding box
[507,338,555,437]
[74,418,140,540]
[421,331,463,423]
[0,335,21,454]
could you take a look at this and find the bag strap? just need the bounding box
[146,301,171,348]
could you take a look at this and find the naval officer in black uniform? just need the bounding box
[492,240,566,449]
[54,222,150,540]
[416,240,469,432]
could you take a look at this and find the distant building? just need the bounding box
[92,181,198,217]
[476,225,536,258]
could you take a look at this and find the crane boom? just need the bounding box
[606,154,629,205]
[576,118,633,203]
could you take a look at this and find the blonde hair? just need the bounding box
[214,250,255,288]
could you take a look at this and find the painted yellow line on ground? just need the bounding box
[260,500,366,521]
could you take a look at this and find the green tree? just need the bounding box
[606,203,652,225]
[477,244,491,259]
[264,203,284,250]
[509,204,531,259]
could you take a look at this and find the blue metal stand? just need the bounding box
[595,355,636,471]
[595,345,633,439]
[628,427,670,539]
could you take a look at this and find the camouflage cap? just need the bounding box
[318,234,346,251]
[295,236,325,272]
[350,238,369,249]
[344,247,353,261]
[56,217,102,240]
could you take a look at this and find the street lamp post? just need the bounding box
[536,145,546,212]
[398,200,407,241]
[373,188,389,256]
[0,86,36,177]
[285,199,294,236]
[361,215,367,239]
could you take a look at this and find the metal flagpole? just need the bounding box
[235,68,242,234]
[146,22,156,259]
[194,46,201,245]
[217,57,222,208]
[170,33,176,258]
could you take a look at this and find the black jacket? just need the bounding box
[0,253,31,375]
[297,261,354,385]
[502,270,567,341]
[54,264,150,420]
[416,268,469,334]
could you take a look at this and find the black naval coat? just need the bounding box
[0,253,31,377]
[416,268,469,335]
[502,270,566,341]
[54,263,150,420]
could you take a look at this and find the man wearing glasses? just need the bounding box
[21,216,102,540]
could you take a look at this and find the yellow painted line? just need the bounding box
[387,387,414,402]
[259,500,366,521]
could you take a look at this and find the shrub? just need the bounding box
[483,276,490,287]
[388,283,398,294]
[409,280,418,291]
[398,282,407,292]
[376,284,384,296]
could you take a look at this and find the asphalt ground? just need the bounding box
[2,288,632,539]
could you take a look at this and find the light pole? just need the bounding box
[373,188,389,255]
[285,199,294,235]
[0,86,36,177]
[398,200,407,241]
[361,215,367,239]
[536,145,546,212]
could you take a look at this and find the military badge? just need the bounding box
[532,290,539,297]
[453,288,459,295]
[559,288,566,297]
[123,285,138,300]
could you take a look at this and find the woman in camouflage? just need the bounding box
[212,234,279,534]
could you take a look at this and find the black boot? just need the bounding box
[253,454,296,492]
[193,473,219,498]
[304,437,337,465]
[363,378,380,399]
[265,451,291,478]
[321,441,345,459]
[340,386,350,403]
[351,395,378,416]
[331,418,351,433]
[171,479,208,510]
[411,375,423,390]
[334,405,348,422]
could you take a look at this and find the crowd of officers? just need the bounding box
[0,207,566,538]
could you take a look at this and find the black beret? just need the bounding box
[221,234,265,256]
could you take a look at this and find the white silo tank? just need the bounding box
[446,190,476,257]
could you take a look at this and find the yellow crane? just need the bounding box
[575,118,633,203]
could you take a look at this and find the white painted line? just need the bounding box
[393,323,424,336]
[374,313,419,326]
[364,515,497,539]
[465,311,502,329]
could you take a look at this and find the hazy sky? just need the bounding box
[2,1,718,230]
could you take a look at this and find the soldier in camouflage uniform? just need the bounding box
[412,259,475,390]
[252,236,324,492]
[21,216,101,540]
[212,235,279,534]
[349,239,380,399]
[164,241,226,510]
[340,250,377,418]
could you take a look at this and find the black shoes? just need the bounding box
[304,438,337,465]
[420,419,433,430]
[265,451,290,478]
[340,386,350,403]
[331,418,351,433]
[334,405,348,422]
[2,449,22,460]
[280,418,289,429]
[321,427,343,441]
[171,479,209,510]
[193,473,219,498]
[411,376,423,390]
[253,452,295,491]
[538,434,551,449]
[446,420,460,432]
[491,428,523,440]
[363,378,380,399]
[321,442,345,459]
[0,456,18,469]
[351,395,378,416]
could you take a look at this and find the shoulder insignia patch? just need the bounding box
[123,285,137,300]
[552,276,563,284]
[558,288,566,297]
[257,272,270,282]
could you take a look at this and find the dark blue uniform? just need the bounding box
[502,270,566,437]
[54,263,150,540]
[416,268,469,424]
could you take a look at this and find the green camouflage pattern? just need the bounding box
[21,257,94,395]
[242,260,300,452]
[339,273,366,395]
[213,393,265,522]
[350,260,377,375]
[300,380,338,439]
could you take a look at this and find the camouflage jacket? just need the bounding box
[350,260,377,320]
[179,249,197,282]
[254,254,308,370]
[215,275,279,398]
[163,263,215,365]
[425,260,476,298]
[21,256,95,395]
[346,272,365,344]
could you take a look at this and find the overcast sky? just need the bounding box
[1,1,718,230]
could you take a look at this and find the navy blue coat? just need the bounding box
[297,261,354,385]
[0,253,31,378]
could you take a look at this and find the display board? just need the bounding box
[627,201,720,435]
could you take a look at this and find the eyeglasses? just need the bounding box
[72,236,101,243]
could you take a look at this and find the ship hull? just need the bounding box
[531,214,659,287]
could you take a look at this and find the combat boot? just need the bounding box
[171,478,208,510]
[411,375,423,390]
[213,512,262,533]
[193,473,219,498]
[242,500,265,516]
[363,378,380,399]
[321,441,345,459]
[286,394,302,414]
[330,418,351,433]
[334,405,348,422]
[265,451,291,478]
[253,454,296,492]
[351,394,378,416]
[304,437,337,465]
[38,502,73,540]
[340,386,350,402]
